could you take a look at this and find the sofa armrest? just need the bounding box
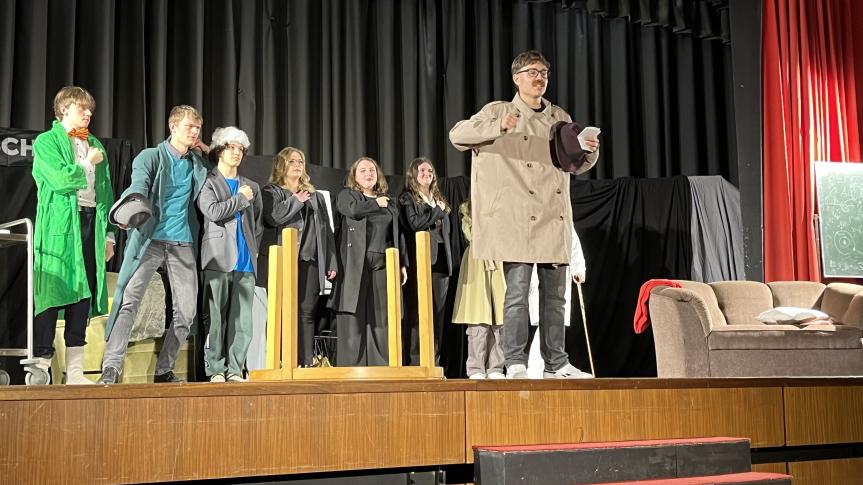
[822,282,863,323]
[843,293,863,329]
[648,287,713,377]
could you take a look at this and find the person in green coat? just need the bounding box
[31,86,115,385]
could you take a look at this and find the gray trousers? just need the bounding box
[102,241,198,376]
[502,262,569,371]
[204,270,255,376]
[465,324,504,376]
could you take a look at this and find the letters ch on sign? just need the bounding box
[1,137,34,157]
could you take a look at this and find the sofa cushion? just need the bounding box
[709,281,773,326]
[767,281,825,309]
[708,324,863,350]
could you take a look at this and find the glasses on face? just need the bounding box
[516,68,550,79]
[288,159,305,165]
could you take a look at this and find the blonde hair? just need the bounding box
[345,157,388,196]
[269,147,315,192]
[53,86,95,121]
[403,157,450,213]
[168,105,203,128]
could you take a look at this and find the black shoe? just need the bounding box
[98,367,120,384]
[153,371,185,383]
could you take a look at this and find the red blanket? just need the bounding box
[633,279,682,334]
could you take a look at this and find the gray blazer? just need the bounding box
[197,168,263,275]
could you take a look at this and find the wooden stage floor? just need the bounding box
[1,377,862,484]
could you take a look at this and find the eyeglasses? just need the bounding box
[515,68,550,79]
[288,159,305,165]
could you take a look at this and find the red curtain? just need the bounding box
[762,0,863,282]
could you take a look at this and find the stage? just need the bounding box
[1,377,862,484]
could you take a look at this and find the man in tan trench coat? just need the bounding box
[449,50,599,379]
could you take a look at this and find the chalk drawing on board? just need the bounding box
[814,161,863,278]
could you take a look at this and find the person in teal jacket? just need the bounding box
[31,86,115,385]
[98,105,210,384]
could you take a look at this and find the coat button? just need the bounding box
[523,135,528,141]
[559,215,564,220]
[529,190,535,195]
[556,189,562,194]
[526,163,533,168]
[349,227,355,231]
[347,243,352,247]
[530,216,537,221]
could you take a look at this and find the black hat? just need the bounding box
[549,121,588,174]
[109,193,153,228]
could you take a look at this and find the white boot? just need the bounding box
[65,347,92,385]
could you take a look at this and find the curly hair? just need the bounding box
[403,157,450,213]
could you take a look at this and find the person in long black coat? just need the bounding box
[398,157,453,365]
[330,157,407,366]
[258,147,336,366]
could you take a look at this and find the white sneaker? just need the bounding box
[468,373,486,379]
[209,374,226,383]
[486,371,505,379]
[506,364,528,379]
[226,373,245,382]
[543,363,594,379]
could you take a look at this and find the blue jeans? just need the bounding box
[102,241,198,375]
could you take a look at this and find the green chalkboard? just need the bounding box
[815,162,863,277]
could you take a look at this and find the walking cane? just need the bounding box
[575,282,596,377]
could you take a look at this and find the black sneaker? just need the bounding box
[98,367,120,385]
[153,371,185,383]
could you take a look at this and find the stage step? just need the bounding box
[598,471,792,484]
[474,437,753,485]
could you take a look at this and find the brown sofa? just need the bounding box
[648,280,863,377]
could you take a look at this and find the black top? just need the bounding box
[364,195,395,253]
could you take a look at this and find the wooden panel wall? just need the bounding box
[464,387,785,462]
[784,386,863,445]
[789,458,863,485]
[0,390,465,485]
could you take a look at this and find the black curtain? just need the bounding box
[0,0,735,181]
[567,176,692,377]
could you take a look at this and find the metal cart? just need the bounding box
[0,218,49,385]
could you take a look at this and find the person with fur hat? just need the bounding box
[197,126,262,382]
[99,105,210,384]
[30,86,115,384]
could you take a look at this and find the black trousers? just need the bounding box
[403,242,449,366]
[33,208,97,358]
[335,252,389,366]
[297,259,323,366]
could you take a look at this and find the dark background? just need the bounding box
[0,0,754,378]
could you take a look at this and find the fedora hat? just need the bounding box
[549,121,591,174]
[109,192,153,228]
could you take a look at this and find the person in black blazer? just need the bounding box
[258,146,336,367]
[330,157,407,366]
[398,157,453,365]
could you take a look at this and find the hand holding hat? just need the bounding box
[109,193,154,229]
[549,121,601,174]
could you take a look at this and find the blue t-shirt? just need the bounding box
[152,143,194,243]
[225,178,254,273]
